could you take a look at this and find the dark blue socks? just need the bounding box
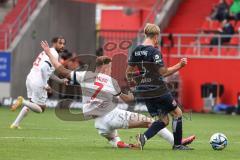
[144,120,166,140]
[172,117,183,145]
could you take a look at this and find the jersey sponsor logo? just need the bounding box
[172,100,177,107]
[134,51,148,56]
[140,78,152,83]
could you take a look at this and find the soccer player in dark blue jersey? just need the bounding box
[126,23,194,150]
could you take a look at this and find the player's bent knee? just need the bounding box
[162,118,169,126]
[143,121,152,128]
[128,113,153,128]
[159,115,169,126]
[171,106,182,118]
[176,107,183,117]
[99,132,112,141]
[39,105,46,113]
[164,120,169,126]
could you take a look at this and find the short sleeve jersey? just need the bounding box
[27,48,59,86]
[70,71,121,117]
[128,45,169,98]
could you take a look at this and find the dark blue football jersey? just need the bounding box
[128,45,169,99]
[129,45,164,66]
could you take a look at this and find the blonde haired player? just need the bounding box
[10,37,68,129]
[40,41,195,149]
[126,23,193,150]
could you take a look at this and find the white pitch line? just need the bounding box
[0,127,91,131]
[0,137,70,140]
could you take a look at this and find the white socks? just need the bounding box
[22,99,43,113]
[157,128,174,145]
[11,106,29,126]
[11,99,43,127]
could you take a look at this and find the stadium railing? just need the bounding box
[96,30,240,59]
[160,33,240,59]
[0,0,38,50]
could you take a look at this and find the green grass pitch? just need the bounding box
[0,106,240,160]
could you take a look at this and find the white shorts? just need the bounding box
[94,107,135,137]
[26,77,47,106]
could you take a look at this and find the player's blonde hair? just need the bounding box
[144,23,160,38]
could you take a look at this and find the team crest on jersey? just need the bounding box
[172,100,177,106]
[154,54,162,63]
[155,55,160,60]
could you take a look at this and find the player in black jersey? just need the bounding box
[126,23,194,150]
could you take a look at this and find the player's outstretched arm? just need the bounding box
[160,58,187,77]
[41,41,61,68]
[112,78,134,103]
[119,92,134,103]
[125,66,134,80]
[50,74,69,85]
[41,41,72,79]
[125,65,137,86]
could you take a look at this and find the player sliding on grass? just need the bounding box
[10,37,68,129]
[40,40,195,149]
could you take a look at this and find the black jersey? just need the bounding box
[128,45,169,99]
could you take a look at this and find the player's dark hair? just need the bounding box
[60,49,73,60]
[51,36,66,44]
[96,56,112,67]
[96,47,104,57]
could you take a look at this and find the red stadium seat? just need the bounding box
[201,47,212,55]
[229,20,236,27]
[219,48,228,56]
[178,0,239,59]
[229,36,239,45]
[226,0,233,5]
[199,35,212,44]
[235,21,240,32]
[201,47,226,56]
[201,20,220,31]
[17,0,28,4]
[0,39,6,50]
[30,0,37,11]
[185,47,197,55]
[206,48,231,56]
[228,48,240,56]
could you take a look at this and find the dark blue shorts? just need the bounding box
[144,93,178,117]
